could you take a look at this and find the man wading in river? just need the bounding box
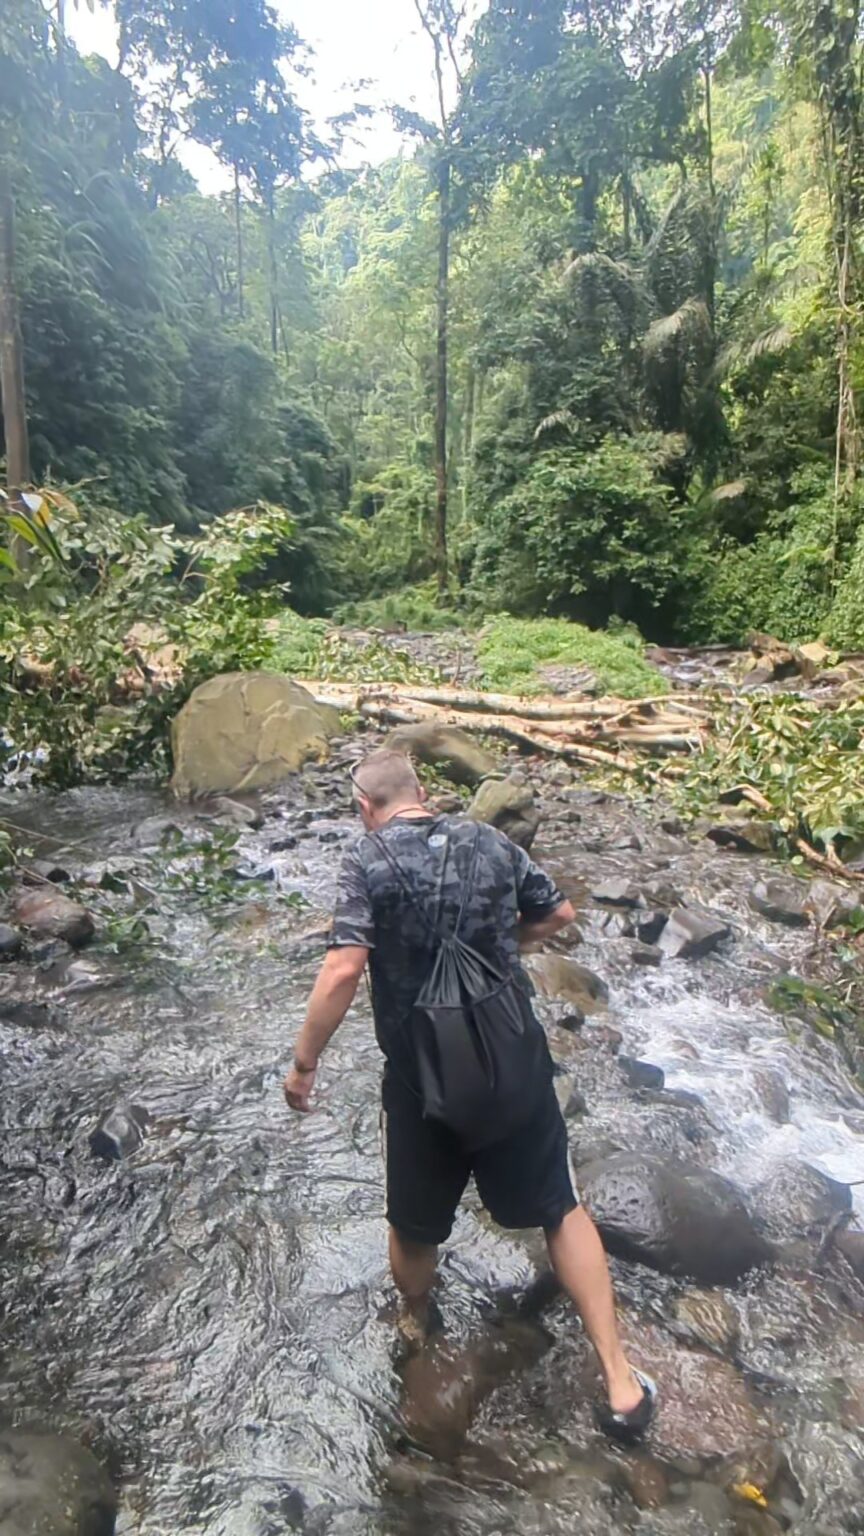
[284,749,656,1443]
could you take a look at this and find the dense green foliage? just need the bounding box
[5,0,864,733]
[476,616,667,698]
[675,695,864,858]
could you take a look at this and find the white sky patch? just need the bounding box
[65,0,482,190]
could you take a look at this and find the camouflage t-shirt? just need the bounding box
[328,814,564,1091]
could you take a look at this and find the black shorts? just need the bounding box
[382,1076,578,1245]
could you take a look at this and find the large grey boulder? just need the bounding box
[577,1152,770,1283]
[384,722,498,787]
[466,774,540,850]
[170,672,339,797]
[0,1431,116,1535]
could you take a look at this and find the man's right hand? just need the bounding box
[284,1064,317,1113]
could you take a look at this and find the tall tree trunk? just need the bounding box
[0,166,31,493]
[434,153,450,596]
[267,200,278,357]
[234,163,245,319]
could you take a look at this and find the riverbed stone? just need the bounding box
[466,774,540,850]
[671,1289,741,1355]
[14,888,95,948]
[170,672,340,796]
[835,1227,864,1282]
[619,1056,665,1091]
[630,942,663,967]
[659,907,731,959]
[529,954,609,1014]
[707,818,777,854]
[0,1430,117,1535]
[384,721,497,786]
[752,1068,791,1125]
[633,910,668,944]
[751,1160,852,1241]
[0,922,23,958]
[804,877,862,929]
[576,1152,770,1283]
[590,878,642,908]
[749,877,809,927]
[89,1103,150,1160]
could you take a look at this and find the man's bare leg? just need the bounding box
[546,1206,643,1414]
[389,1227,438,1340]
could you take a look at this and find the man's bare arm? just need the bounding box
[284,945,369,1111]
[518,898,577,949]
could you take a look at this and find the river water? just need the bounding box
[1,754,864,1535]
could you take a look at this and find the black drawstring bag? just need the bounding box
[373,826,551,1150]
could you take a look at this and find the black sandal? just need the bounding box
[595,1369,657,1446]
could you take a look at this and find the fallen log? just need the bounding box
[355,699,642,772]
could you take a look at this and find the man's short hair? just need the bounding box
[351,749,421,810]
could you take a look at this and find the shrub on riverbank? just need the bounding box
[476,616,668,698]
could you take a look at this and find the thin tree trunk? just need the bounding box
[0,165,31,492]
[268,201,279,357]
[434,152,450,595]
[234,163,245,319]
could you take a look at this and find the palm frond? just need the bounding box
[643,298,712,359]
[710,479,747,503]
[534,410,575,442]
[714,325,793,378]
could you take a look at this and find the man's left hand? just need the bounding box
[284,1065,317,1113]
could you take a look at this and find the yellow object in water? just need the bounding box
[732,1483,768,1509]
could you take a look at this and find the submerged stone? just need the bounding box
[89,1103,150,1161]
[0,1430,116,1536]
[577,1152,770,1283]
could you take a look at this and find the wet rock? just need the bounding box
[577,1153,770,1283]
[835,1227,864,1282]
[610,831,642,852]
[585,1023,623,1054]
[751,1160,852,1241]
[131,813,185,848]
[599,909,632,938]
[634,910,668,945]
[466,774,541,851]
[563,1087,588,1119]
[384,721,497,787]
[793,639,832,680]
[706,819,777,854]
[0,922,23,958]
[622,1455,669,1510]
[27,859,71,884]
[206,794,264,829]
[29,938,73,965]
[170,672,340,796]
[749,877,809,927]
[529,954,609,1014]
[557,1009,585,1031]
[590,878,641,907]
[0,1430,116,1535]
[400,1321,548,1459]
[0,998,57,1029]
[14,888,95,948]
[671,1290,740,1355]
[733,1509,784,1536]
[659,907,730,959]
[89,1103,150,1161]
[741,661,776,690]
[804,877,862,929]
[619,1056,665,1091]
[630,942,663,967]
[752,1069,790,1125]
[268,832,298,852]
